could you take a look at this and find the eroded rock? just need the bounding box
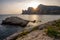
[1,17,29,27]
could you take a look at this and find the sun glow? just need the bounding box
[27,1,40,9]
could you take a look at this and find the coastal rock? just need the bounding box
[1,17,29,27]
[4,19,60,40]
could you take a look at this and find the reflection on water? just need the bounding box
[28,15,41,27]
[24,15,60,33]
[27,15,42,28]
[19,15,60,24]
[18,15,60,27]
[29,15,39,21]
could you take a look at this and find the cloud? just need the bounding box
[0,0,32,3]
[1,0,25,2]
[0,0,60,14]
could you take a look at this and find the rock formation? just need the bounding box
[22,4,60,15]
[1,17,29,27]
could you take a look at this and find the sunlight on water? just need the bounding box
[27,15,41,28]
[29,15,39,21]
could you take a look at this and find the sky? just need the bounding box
[0,0,60,14]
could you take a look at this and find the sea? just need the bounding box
[0,14,60,40]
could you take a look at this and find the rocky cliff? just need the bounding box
[22,4,60,15]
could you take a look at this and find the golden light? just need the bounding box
[27,1,40,9]
[29,15,38,21]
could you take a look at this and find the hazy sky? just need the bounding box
[0,0,60,14]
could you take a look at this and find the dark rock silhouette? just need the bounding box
[22,4,60,15]
[1,17,29,27]
[22,7,36,14]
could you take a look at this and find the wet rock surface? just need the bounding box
[1,17,29,27]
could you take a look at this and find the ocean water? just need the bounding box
[0,14,23,40]
[0,14,60,40]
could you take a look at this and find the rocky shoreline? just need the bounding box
[4,19,60,40]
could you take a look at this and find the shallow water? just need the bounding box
[0,14,23,40]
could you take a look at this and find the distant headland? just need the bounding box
[22,4,60,15]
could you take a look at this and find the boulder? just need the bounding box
[1,17,29,27]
